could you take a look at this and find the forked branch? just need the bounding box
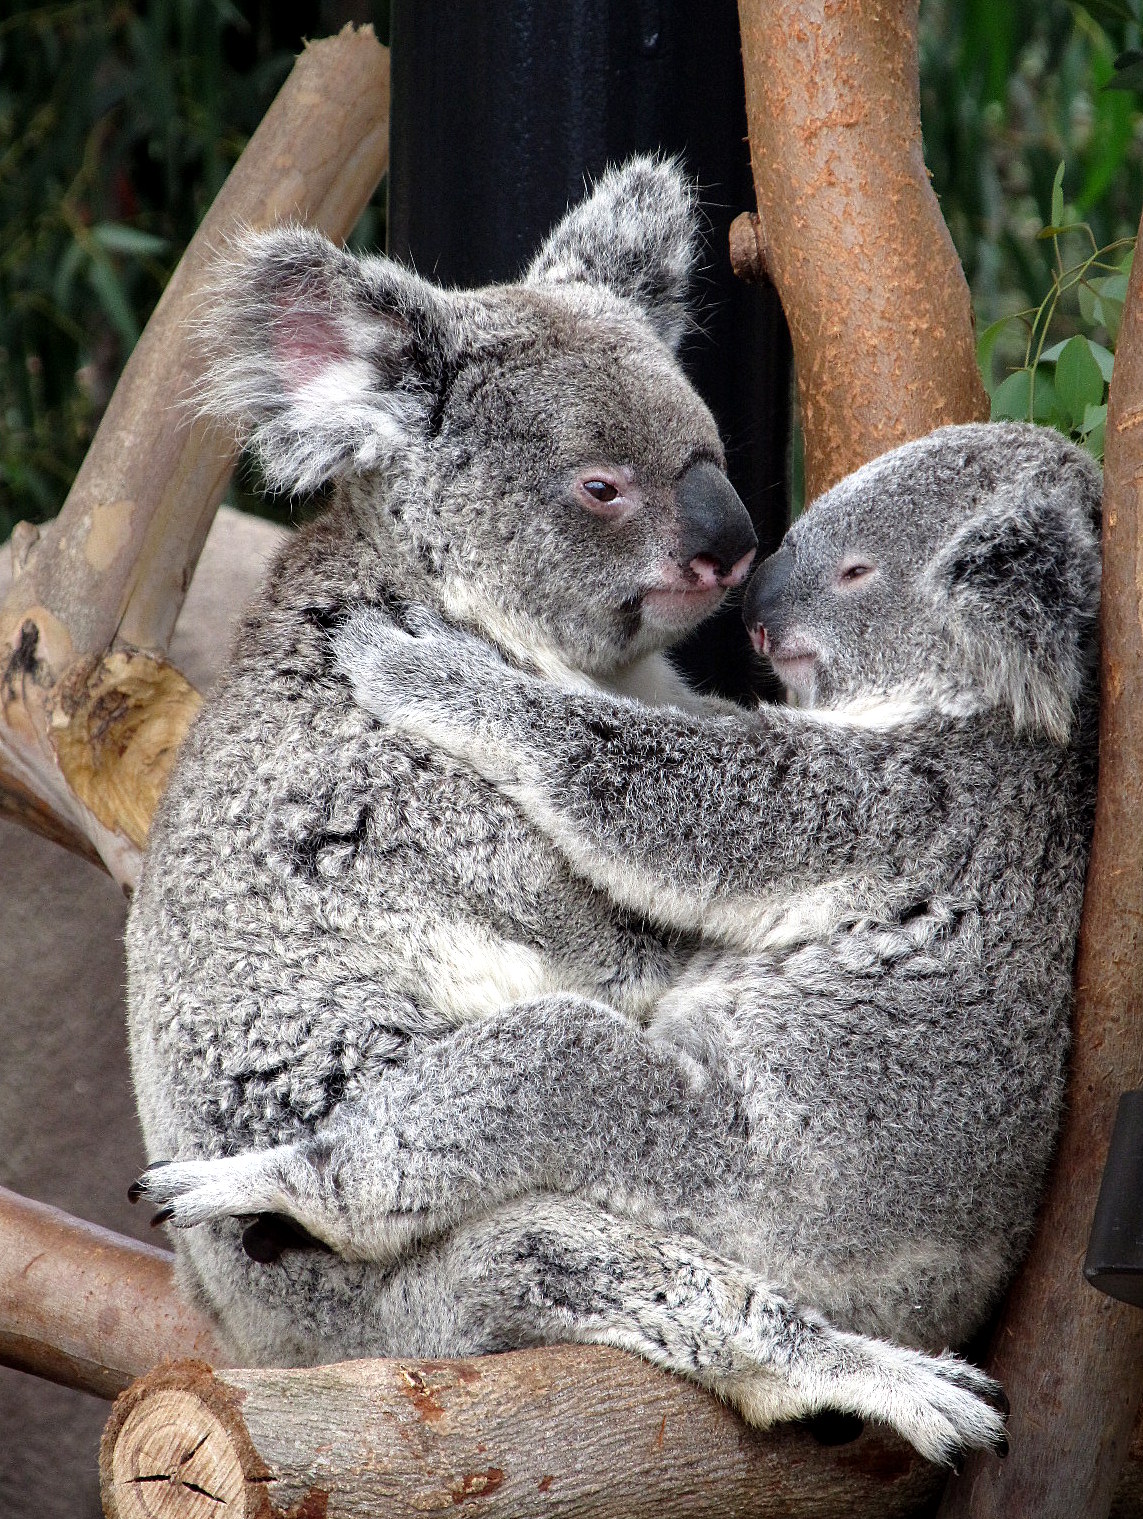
[0,23,391,887]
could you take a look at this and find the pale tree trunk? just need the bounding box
[0,23,391,888]
[733,0,988,501]
[935,211,1143,1519]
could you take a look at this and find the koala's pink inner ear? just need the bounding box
[271,304,350,389]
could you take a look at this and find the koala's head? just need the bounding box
[198,158,756,676]
[744,423,1102,742]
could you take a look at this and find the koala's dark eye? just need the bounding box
[583,480,619,504]
[839,562,874,585]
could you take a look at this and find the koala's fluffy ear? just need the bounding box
[525,155,699,351]
[197,226,456,494]
[928,445,1102,743]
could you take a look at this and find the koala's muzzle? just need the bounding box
[743,544,794,634]
[677,462,757,587]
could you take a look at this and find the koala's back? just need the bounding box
[126,507,683,1164]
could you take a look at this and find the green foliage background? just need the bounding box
[1,0,1141,541]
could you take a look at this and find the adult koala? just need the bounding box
[130,161,1039,1463]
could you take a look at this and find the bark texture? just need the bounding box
[734,0,988,501]
[98,1355,945,1519]
[0,1186,226,1400]
[936,214,1143,1519]
[0,24,390,888]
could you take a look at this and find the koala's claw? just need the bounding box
[128,1152,285,1231]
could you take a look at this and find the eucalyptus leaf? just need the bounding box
[1078,281,1101,325]
[1080,401,1108,435]
[1030,369,1058,424]
[976,318,1012,394]
[91,223,169,257]
[86,256,140,349]
[991,369,1032,422]
[1055,336,1106,427]
[1050,161,1065,229]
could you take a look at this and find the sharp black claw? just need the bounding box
[950,1450,965,1476]
[127,1180,144,1203]
[996,1434,1009,1459]
[993,1386,1011,1418]
[150,1207,175,1227]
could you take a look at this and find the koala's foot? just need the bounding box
[128,1144,426,1263]
[129,1150,294,1231]
[729,1328,1008,1469]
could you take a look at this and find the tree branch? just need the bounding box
[0,24,390,888]
[0,1186,226,1400]
[734,0,988,500]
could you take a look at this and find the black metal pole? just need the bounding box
[388,0,791,701]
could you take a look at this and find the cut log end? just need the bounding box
[100,1362,264,1519]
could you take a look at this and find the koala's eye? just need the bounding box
[838,562,875,585]
[583,480,619,503]
[575,472,635,519]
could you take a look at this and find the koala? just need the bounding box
[128,161,1068,1464]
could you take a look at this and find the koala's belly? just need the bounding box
[129,679,680,1153]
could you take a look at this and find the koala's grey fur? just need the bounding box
[128,155,1088,1464]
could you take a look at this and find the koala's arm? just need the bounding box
[333,611,951,944]
[133,995,743,1260]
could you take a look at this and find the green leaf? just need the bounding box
[991,369,1032,422]
[91,222,169,258]
[1055,336,1107,428]
[1030,369,1058,424]
[1096,271,1129,303]
[86,256,140,349]
[1078,281,1101,325]
[1083,341,1116,381]
[52,238,86,310]
[1050,161,1065,230]
[976,317,1012,394]
[1080,401,1108,436]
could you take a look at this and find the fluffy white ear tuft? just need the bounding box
[197,226,455,495]
[526,155,700,351]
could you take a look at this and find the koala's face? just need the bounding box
[199,158,757,675]
[743,423,1101,739]
[420,288,755,669]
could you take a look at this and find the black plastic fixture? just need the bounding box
[388,0,792,701]
[1085,1090,1143,1308]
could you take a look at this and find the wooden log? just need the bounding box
[98,1354,945,1519]
[0,1186,226,1399]
[0,24,390,887]
[935,219,1143,1519]
[734,0,988,501]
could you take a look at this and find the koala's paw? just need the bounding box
[334,606,520,777]
[732,1334,1007,1470]
[826,1340,1008,1469]
[128,1150,288,1231]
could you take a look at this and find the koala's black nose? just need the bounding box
[743,545,794,631]
[677,461,757,586]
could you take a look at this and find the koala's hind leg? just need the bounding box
[385,1195,1007,1470]
[132,996,748,1262]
